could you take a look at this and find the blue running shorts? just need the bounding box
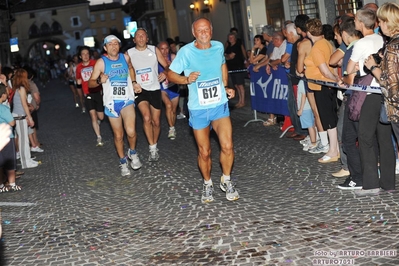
[105,100,135,118]
[189,102,229,130]
[161,88,179,100]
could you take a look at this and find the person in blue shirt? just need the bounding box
[167,18,240,203]
[0,84,20,192]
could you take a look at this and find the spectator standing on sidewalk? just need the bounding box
[329,14,355,179]
[263,31,287,126]
[335,17,363,190]
[363,2,398,194]
[24,66,43,153]
[295,15,323,152]
[0,84,20,192]
[345,7,393,196]
[11,68,38,169]
[225,32,247,108]
[304,18,341,162]
[284,22,309,141]
[167,18,240,203]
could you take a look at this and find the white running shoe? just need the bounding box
[201,183,214,203]
[31,146,44,153]
[128,150,142,170]
[308,142,329,154]
[220,176,240,201]
[299,136,310,146]
[96,137,104,147]
[24,159,39,169]
[177,113,186,119]
[119,163,131,176]
[148,149,159,162]
[168,128,176,140]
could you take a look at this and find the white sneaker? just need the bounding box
[96,137,104,147]
[148,148,159,162]
[16,152,20,159]
[31,146,44,153]
[82,108,86,114]
[24,160,39,169]
[168,128,176,140]
[220,176,240,201]
[128,150,142,170]
[299,135,310,146]
[303,143,311,151]
[75,103,79,108]
[119,163,131,176]
[177,113,186,119]
[308,142,329,154]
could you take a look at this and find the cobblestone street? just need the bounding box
[0,79,398,265]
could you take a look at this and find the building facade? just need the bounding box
[7,0,90,64]
[1,0,388,66]
[123,0,179,45]
[89,1,126,49]
[172,0,385,52]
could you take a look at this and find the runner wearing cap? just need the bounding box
[75,46,105,146]
[88,35,143,176]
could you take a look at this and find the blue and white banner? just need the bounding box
[305,78,381,94]
[248,65,290,116]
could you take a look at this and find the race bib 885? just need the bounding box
[111,81,128,100]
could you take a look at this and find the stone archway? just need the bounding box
[26,38,68,62]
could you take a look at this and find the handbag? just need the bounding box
[347,74,374,121]
[380,96,389,124]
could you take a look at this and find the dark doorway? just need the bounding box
[265,0,285,30]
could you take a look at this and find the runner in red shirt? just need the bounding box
[75,46,105,146]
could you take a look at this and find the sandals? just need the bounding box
[0,185,22,192]
[9,185,22,192]
[263,117,276,126]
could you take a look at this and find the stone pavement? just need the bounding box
[0,78,398,266]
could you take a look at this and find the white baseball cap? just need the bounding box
[103,35,121,45]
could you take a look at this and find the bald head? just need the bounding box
[192,18,213,32]
[157,41,169,48]
[157,41,170,57]
[192,17,213,47]
[363,3,378,12]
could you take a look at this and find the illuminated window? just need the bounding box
[335,0,362,16]
[289,0,319,21]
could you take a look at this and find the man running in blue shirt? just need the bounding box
[167,18,240,203]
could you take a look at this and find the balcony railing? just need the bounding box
[29,30,63,39]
